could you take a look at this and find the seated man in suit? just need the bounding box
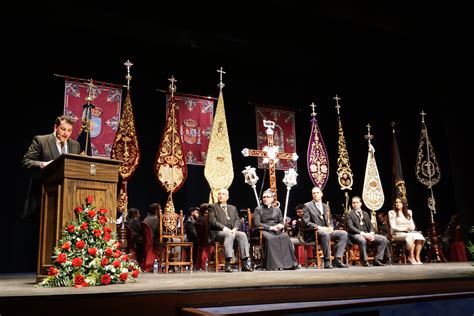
[346,196,388,266]
[208,188,253,272]
[303,186,349,269]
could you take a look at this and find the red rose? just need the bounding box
[132,270,139,278]
[67,224,75,233]
[121,254,129,262]
[119,273,128,282]
[113,260,121,268]
[74,275,85,285]
[61,242,71,251]
[88,210,96,218]
[86,196,93,205]
[74,206,83,214]
[103,233,111,242]
[56,253,67,264]
[101,258,109,267]
[72,257,83,267]
[80,222,88,230]
[114,250,122,258]
[105,248,113,256]
[99,216,107,225]
[93,229,101,237]
[48,266,59,276]
[99,208,108,215]
[88,247,97,256]
[101,274,111,285]
[105,227,112,233]
[76,240,85,249]
[113,241,121,248]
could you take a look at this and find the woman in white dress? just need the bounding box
[388,198,425,264]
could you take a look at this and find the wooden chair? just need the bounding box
[247,209,264,270]
[204,210,241,272]
[159,210,194,273]
[300,218,348,269]
[347,240,376,266]
[301,226,323,269]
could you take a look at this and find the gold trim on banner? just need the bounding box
[204,89,234,202]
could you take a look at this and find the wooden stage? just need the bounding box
[1,262,473,315]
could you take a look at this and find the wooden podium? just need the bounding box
[36,154,120,283]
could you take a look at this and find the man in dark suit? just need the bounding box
[345,196,388,266]
[21,115,81,222]
[303,186,349,269]
[208,188,253,272]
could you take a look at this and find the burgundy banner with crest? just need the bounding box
[166,94,214,166]
[255,106,297,170]
[64,80,122,157]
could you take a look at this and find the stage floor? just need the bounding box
[1,262,473,315]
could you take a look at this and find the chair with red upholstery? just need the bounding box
[140,222,161,272]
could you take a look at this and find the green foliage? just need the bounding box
[37,196,140,287]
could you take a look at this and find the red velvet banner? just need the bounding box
[255,106,297,171]
[166,95,214,166]
[64,80,122,157]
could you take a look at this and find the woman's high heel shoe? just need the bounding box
[408,257,417,265]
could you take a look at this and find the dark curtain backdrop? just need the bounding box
[7,2,472,272]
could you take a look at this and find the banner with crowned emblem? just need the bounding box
[64,80,122,157]
[255,106,297,171]
[166,94,214,165]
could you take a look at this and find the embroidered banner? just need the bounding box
[255,107,297,171]
[166,94,214,165]
[415,116,441,188]
[112,90,140,180]
[204,88,233,203]
[392,125,407,203]
[307,110,329,189]
[156,94,187,194]
[64,80,122,157]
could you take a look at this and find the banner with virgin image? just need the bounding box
[64,80,122,157]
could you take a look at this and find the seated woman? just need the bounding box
[253,189,298,270]
[388,197,425,264]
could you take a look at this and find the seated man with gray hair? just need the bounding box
[208,188,253,272]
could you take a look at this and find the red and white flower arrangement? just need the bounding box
[38,196,140,287]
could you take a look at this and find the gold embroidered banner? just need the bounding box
[111,90,140,180]
[204,89,233,203]
[154,95,187,194]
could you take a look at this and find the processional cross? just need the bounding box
[242,120,298,203]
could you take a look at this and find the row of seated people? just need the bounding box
[121,186,427,272]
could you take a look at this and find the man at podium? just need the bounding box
[21,115,81,222]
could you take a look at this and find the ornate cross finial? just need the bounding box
[420,110,426,123]
[217,66,226,89]
[309,102,317,117]
[391,121,396,134]
[334,95,341,115]
[124,60,133,90]
[85,79,94,102]
[168,75,177,97]
[365,123,373,142]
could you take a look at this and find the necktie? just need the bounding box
[60,142,66,154]
[222,205,230,220]
[357,211,363,225]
